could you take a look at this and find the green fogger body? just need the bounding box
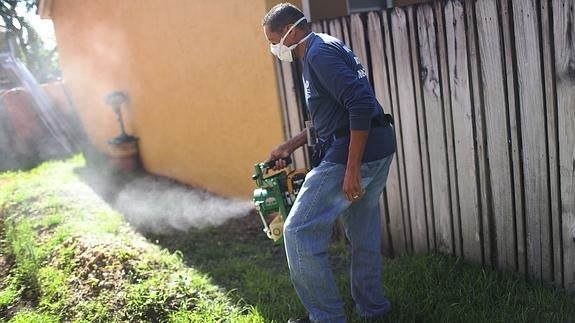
[252,157,307,242]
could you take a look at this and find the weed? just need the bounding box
[0,282,19,313]
[7,310,58,323]
[37,267,70,317]
[39,211,66,229]
[5,218,40,293]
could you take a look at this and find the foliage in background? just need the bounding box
[0,0,61,86]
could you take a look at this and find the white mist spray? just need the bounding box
[115,176,253,235]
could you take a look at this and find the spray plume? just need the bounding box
[115,176,253,235]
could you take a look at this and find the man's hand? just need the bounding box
[265,129,308,170]
[266,145,291,170]
[345,129,369,202]
[343,165,364,202]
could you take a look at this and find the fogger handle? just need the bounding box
[264,156,292,169]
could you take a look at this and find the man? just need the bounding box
[262,3,396,323]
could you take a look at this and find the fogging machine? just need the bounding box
[252,157,307,242]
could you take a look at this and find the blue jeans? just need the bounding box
[284,154,394,323]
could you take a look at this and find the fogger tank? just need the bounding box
[252,157,307,242]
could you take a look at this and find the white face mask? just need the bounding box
[270,16,311,63]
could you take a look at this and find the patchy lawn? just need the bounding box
[0,156,574,322]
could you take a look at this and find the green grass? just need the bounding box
[8,311,59,323]
[155,225,575,323]
[1,156,574,322]
[0,156,265,322]
[0,283,19,311]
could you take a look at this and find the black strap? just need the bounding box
[333,114,394,139]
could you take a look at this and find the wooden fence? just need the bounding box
[274,0,575,290]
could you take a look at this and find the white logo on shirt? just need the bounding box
[357,69,367,79]
[303,79,311,100]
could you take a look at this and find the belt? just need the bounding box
[333,113,394,139]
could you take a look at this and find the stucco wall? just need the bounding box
[49,0,285,198]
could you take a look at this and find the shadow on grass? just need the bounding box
[73,164,575,323]
[72,164,310,321]
[141,216,371,323]
[147,216,305,321]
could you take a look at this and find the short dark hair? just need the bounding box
[262,3,307,33]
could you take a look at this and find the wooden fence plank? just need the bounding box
[312,21,323,33]
[434,0,462,257]
[342,17,352,50]
[541,0,562,286]
[391,7,428,253]
[465,0,492,267]
[368,12,392,114]
[378,196,392,257]
[553,0,575,290]
[350,14,370,78]
[475,0,517,272]
[500,0,526,275]
[417,4,453,255]
[274,61,292,141]
[444,0,482,264]
[383,10,412,254]
[328,19,344,41]
[365,13,392,257]
[513,0,552,282]
[408,6,435,251]
[278,60,307,169]
[367,11,405,256]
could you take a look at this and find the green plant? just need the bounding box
[0,282,20,312]
[37,267,70,316]
[74,299,113,323]
[5,217,40,292]
[0,0,62,83]
[8,310,58,323]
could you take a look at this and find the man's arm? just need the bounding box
[307,48,375,201]
[343,130,369,201]
[267,129,307,169]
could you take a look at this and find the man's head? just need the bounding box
[263,3,307,34]
[263,3,311,62]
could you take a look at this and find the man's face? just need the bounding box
[264,24,294,46]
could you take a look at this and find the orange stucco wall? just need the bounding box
[49,1,285,198]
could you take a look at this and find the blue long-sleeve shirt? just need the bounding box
[302,32,395,165]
